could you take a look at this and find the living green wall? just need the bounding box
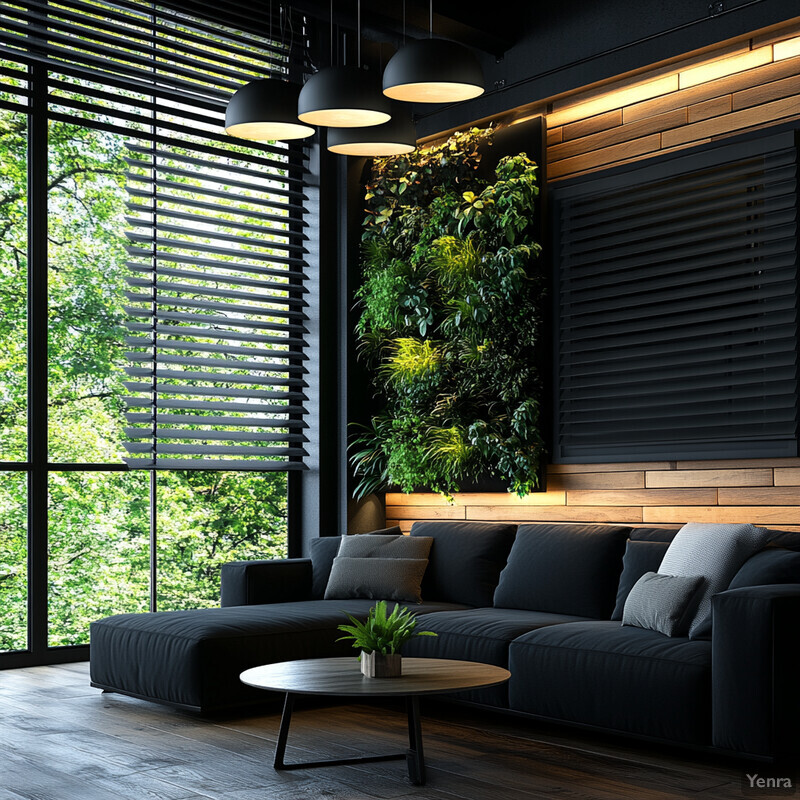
[350,126,546,499]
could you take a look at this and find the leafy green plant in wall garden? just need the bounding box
[350,126,546,499]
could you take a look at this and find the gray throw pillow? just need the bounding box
[622,572,705,637]
[658,522,769,639]
[337,534,432,560]
[324,557,429,603]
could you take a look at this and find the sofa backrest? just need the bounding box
[409,520,517,606]
[493,523,630,618]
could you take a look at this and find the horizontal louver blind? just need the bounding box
[0,0,310,470]
[553,131,798,462]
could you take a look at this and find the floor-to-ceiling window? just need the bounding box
[0,1,306,665]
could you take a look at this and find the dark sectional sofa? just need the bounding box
[89,520,800,761]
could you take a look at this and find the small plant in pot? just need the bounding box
[337,600,437,678]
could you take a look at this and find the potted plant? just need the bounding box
[337,600,437,678]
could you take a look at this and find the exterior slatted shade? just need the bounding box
[0,0,309,470]
[553,131,799,463]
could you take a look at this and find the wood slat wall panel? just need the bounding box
[545,24,800,181]
[566,489,718,506]
[547,472,646,490]
[646,469,774,488]
[391,460,800,529]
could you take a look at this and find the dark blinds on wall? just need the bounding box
[553,130,798,463]
[0,0,310,470]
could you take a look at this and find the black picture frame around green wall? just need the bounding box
[345,117,549,501]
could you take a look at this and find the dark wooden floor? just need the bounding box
[0,662,755,800]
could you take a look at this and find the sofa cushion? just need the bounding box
[403,607,590,706]
[493,524,629,618]
[728,548,800,590]
[89,598,467,711]
[508,621,712,745]
[337,533,432,559]
[622,572,704,638]
[410,521,517,606]
[324,557,429,602]
[611,540,670,620]
[309,527,402,599]
[659,522,769,639]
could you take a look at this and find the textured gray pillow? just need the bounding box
[324,557,429,603]
[622,572,704,637]
[658,522,769,639]
[337,534,432,560]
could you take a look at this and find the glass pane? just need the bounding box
[48,471,150,647]
[0,472,27,652]
[156,471,288,611]
[47,121,130,463]
[0,103,27,461]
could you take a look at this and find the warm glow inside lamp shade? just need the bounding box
[225,120,314,141]
[328,140,415,156]
[383,81,484,103]
[297,108,391,127]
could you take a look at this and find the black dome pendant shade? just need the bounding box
[327,106,416,156]
[383,38,484,103]
[225,79,314,141]
[298,65,391,127]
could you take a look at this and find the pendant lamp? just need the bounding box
[298,65,390,127]
[226,79,314,141]
[382,1,484,103]
[297,0,390,128]
[327,105,416,156]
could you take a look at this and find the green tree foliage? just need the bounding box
[351,127,546,499]
[0,102,288,653]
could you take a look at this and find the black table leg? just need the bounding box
[272,691,408,774]
[273,692,294,769]
[406,695,426,785]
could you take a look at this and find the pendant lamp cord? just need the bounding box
[330,0,334,66]
[357,0,361,68]
[429,0,432,38]
[402,0,406,44]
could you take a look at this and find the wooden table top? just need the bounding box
[240,657,510,697]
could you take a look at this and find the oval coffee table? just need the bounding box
[241,657,510,786]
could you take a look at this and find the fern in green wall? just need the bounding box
[351,127,546,499]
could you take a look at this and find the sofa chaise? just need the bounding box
[89,520,800,761]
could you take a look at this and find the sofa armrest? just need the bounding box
[712,584,800,758]
[220,558,312,607]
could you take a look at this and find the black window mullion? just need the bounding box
[27,57,49,658]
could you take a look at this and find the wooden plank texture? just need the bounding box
[662,93,800,147]
[678,458,800,469]
[645,469,773,488]
[0,662,750,800]
[548,133,662,179]
[548,472,645,490]
[775,468,800,486]
[717,487,800,505]
[546,126,563,145]
[561,109,623,141]
[465,506,643,523]
[383,506,465,520]
[687,94,731,122]
[643,506,800,524]
[566,489,717,506]
[733,70,800,109]
[623,55,800,122]
[548,108,686,163]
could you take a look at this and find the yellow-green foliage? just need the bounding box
[382,338,441,384]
